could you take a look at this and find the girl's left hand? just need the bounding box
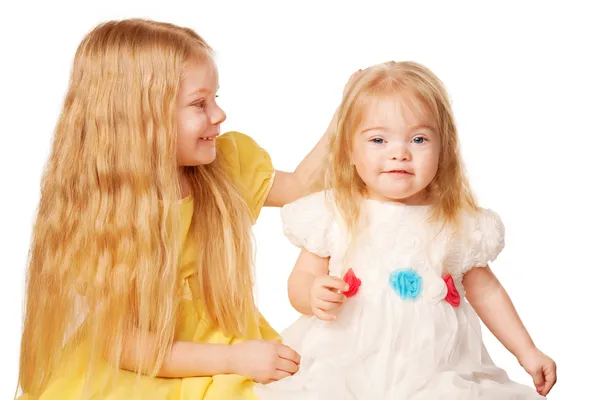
[518,347,557,396]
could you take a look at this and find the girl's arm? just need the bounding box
[266,70,361,207]
[288,248,347,320]
[288,249,330,315]
[120,331,300,382]
[264,115,336,208]
[120,333,231,378]
[463,265,557,395]
[463,266,535,358]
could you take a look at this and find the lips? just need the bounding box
[199,133,219,141]
[383,170,413,175]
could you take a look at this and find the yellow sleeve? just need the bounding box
[217,131,275,222]
[258,313,282,342]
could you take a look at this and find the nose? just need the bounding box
[390,143,411,161]
[210,103,227,125]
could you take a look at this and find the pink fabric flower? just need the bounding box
[342,268,361,298]
[443,273,460,307]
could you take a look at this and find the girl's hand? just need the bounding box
[310,275,347,320]
[518,347,557,396]
[229,340,300,384]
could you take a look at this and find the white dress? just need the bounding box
[254,191,544,400]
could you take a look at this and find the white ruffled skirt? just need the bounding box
[254,286,544,400]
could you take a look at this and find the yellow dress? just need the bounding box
[23,131,280,400]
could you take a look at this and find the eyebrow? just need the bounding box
[188,86,220,98]
[360,126,387,135]
[410,124,436,132]
[360,124,436,135]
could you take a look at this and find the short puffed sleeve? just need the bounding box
[280,191,334,258]
[460,208,506,273]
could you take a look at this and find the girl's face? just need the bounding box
[352,93,440,204]
[176,61,226,166]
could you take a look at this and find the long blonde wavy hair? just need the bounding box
[326,61,477,238]
[18,19,255,397]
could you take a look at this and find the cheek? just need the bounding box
[178,109,208,139]
[176,111,207,160]
[352,146,371,175]
[353,143,380,169]
[419,149,440,178]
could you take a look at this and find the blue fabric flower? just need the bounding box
[389,268,422,300]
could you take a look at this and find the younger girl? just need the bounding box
[255,61,557,399]
[17,19,339,400]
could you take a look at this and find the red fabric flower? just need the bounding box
[341,268,361,298]
[443,273,460,307]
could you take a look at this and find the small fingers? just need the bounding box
[313,307,336,321]
[319,276,348,292]
[317,287,346,303]
[276,357,300,375]
[541,364,557,395]
[276,344,301,365]
[315,298,343,312]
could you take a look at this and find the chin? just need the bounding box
[197,156,217,165]
[379,188,423,203]
[195,149,217,165]
[378,185,413,198]
[384,193,413,201]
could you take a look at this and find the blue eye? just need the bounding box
[413,136,425,144]
[370,138,384,144]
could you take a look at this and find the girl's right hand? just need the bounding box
[229,340,300,384]
[310,275,348,320]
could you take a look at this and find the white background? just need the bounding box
[1,1,598,398]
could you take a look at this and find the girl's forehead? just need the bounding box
[357,93,435,129]
[180,61,219,92]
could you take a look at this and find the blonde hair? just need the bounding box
[326,61,477,238]
[18,19,255,397]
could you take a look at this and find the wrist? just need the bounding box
[289,274,316,315]
[224,343,238,375]
[514,342,537,362]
